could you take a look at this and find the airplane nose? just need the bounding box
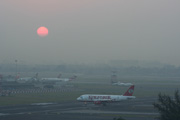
[77,97,80,101]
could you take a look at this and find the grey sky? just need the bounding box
[1,0,180,65]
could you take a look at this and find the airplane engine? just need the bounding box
[94,101,101,104]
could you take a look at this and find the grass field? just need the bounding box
[0,75,180,106]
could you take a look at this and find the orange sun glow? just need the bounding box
[37,26,48,37]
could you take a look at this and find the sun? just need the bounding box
[37,26,48,37]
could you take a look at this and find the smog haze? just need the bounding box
[1,0,180,65]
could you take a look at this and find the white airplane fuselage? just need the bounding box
[41,78,70,82]
[112,82,133,86]
[77,94,135,102]
[41,75,76,82]
[77,85,135,105]
[17,77,37,83]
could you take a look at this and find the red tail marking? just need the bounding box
[123,85,135,96]
[69,75,77,81]
[15,73,20,80]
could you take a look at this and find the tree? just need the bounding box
[153,90,180,120]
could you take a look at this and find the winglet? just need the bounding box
[123,85,135,96]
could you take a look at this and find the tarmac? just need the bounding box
[0,97,158,120]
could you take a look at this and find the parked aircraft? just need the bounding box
[41,73,61,81]
[16,73,38,83]
[77,85,135,105]
[41,74,77,82]
[110,71,133,86]
[112,82,133,86]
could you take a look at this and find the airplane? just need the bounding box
[77,85,135,105]
[110,71,133,86]
[112,81,133,86]
[16,73,39,83]
[41,73,62,81]
[58,75,77,82]
[41,74,77,82]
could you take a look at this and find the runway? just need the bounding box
[0,97,158,120]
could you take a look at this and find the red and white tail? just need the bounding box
[123,85,135,96]
[69,75,77,81]
[15,73,20,80]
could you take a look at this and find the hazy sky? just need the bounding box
[1,0,180,65]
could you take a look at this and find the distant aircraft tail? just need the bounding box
[69,75,77,81]
[15,73,20,80]
[57,73,62,78]
[123,85,135,96]
[34,73,38,79]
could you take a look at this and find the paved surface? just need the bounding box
[0,97,158,120]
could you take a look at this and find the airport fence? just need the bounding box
[0,88,81,95]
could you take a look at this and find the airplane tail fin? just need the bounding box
[15,73,20,80]
[123,85,135,96]
[57,73,61,78]
[69,75,77,81]
[34,73,38,79]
